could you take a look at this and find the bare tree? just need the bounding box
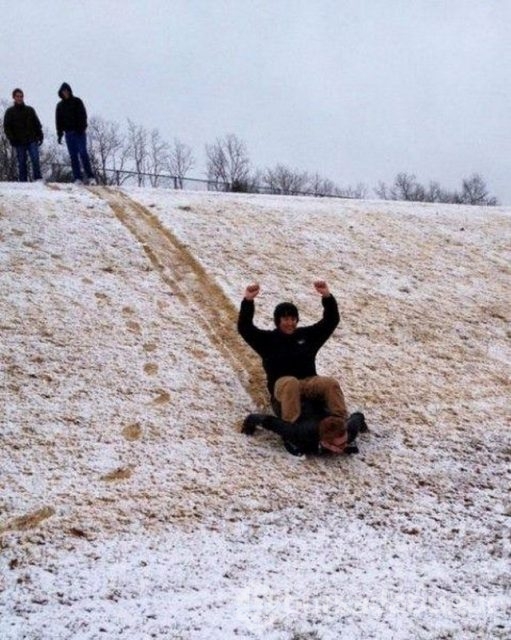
[0,100,18,180]
[335,182,369,199]
[425,180,443,203]
[461,173,497,205]
[375,172,497,206]
[126,119,149,186]
[377,174,440,202]
[393,173,424,201]
[39,130,72,182]
[374,180,389,200]
[376,173,425,201]
[309,173,337,196]
[263,164,309,195]
[147,128,169,187]
[205,133,251,191]
[166,138,195,188]
[88,116,125,185]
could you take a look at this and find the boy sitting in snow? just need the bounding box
[237,280,348,425]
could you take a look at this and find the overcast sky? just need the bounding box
[2,0,510,203]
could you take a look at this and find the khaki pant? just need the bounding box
[274,375,347,423]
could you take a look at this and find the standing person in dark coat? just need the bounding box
[3,88,43,182]
[55,82,96,185]
[238,281,348,424]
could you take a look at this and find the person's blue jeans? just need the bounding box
[15,142,42,182]
[65,131,94,181]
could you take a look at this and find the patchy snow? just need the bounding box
[0,183,509,640]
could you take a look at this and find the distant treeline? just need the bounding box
[0,100,498,205]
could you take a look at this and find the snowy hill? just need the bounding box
[0,183,509,639]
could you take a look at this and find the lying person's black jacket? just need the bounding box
[242,410,367,456]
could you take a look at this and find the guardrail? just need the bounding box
[49,164,352,199]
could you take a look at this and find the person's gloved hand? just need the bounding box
[58,135,62,145]
[283,440,305,457]
[344,443,359,455]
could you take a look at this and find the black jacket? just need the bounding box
[3,103,43,146]
[249,410,364,455]
[264,413,322,453]
[238,294,340,395]
[55,83,87,137]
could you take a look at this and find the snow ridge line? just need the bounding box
[88,186,267,408]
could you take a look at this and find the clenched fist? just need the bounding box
[244,283,260,300]
[313,280,331,297]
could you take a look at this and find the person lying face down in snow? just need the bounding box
[242,400,368,457]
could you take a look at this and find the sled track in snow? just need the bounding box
[89,186,267,408]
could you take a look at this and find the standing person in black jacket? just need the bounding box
[238,281,348,424]
[3,88,43,182]
[55,83,95,185]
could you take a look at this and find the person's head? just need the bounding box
[318,416,347,454]
[274,302,299,334]
[58,82,72,99]
[12,88,24,104]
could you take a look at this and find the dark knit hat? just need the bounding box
[273,302,299,327]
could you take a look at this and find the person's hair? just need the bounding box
[273,302,299,327]
[318,416,346,443]
[12,88,23,98]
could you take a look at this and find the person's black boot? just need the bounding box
[343,412,367,454]
[357,412,369,433]
[241,414,266,435]
[347,412,368,440]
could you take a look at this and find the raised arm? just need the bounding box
[307,280,340,341]
[237,283,270,354]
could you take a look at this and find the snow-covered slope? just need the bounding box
[1,183,509,639]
